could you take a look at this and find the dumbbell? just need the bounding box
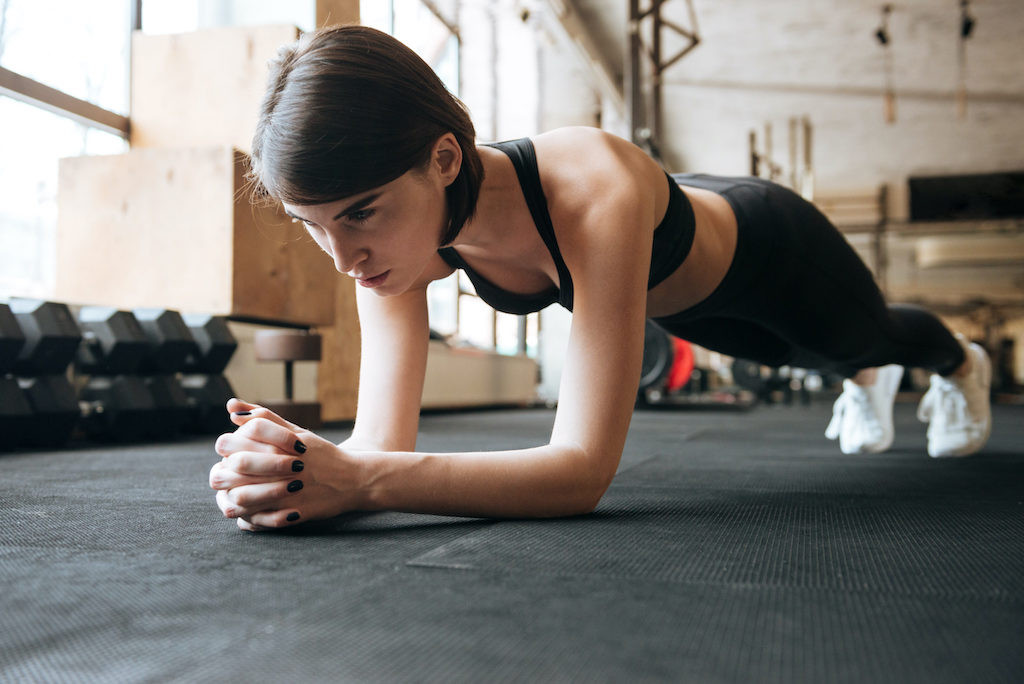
[75,306,160,442]
[180,314,238,434]
[0,303,31,450]
[133,309,200,437]
[5,300,82,448]
[84,309,239,436]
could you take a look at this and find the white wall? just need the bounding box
[657,0,1024,202]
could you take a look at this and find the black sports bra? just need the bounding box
[437,138,696,314]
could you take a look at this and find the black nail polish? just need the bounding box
[234,411,252,416]
[287,512,300,522]
[292,460,304,472]
[287,480,303,493]
[294,440,307,454]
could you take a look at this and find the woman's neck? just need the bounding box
[448,145,522,253]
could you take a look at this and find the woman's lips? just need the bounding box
[357,270,390,288]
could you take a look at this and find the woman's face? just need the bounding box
[282,166,449,296]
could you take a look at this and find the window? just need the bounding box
[0,0,130,298]
[0,0,131,114]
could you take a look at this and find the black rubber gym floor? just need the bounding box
[1,401,1022,682]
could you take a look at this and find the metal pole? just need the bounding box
[627,0,643,145]
[651,0,663,145]
[802,116,814,199]
[748,130,758,176]
[788,116,798,190]
[875,184,889,294]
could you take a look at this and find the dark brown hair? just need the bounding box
[249,25,483,246]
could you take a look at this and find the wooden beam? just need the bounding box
[0,66,129,138]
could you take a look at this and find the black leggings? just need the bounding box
[652,174,965,378]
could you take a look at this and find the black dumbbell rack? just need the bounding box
[0,300,240,450]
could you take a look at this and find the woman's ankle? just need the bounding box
[852,367,878,386]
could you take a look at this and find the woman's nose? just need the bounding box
[325,232,366,274]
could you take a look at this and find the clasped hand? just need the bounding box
[209,398,363,531]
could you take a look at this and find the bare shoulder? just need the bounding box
[531,127,664,247]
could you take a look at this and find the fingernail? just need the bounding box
[292,460,304,472]
[287,512,300,522]
[294,440,307,454]
[287,480,303,493]
[234,411,252,416]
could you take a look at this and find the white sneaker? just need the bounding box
[917,336,992,458]
[825,364,904,454]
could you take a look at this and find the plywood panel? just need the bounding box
[130,25,301,152]
[56,147,235,314]
[55,147,337,326]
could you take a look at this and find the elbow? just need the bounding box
[560,446,617,516]
[564,479,610,517]
[582,469,615,514]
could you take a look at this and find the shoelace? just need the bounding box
[825,387,882,443]
[918,376,971,429]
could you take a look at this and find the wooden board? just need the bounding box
[130,25,301,152]
[55,146,337,326]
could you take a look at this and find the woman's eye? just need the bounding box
[347,209,375,223]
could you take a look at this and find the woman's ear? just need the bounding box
[432,133,463,188]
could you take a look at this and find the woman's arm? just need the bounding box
[341,281,432,452]
[353,171,655,517]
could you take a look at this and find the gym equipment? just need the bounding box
[7,301,83,447]
[9,299,82,376]
[665,337,694,393]
[180,374,236,434]
[637,321,755,410]
[0,303,25,373]
[731,359,822,406]
[182,314,237,374]
[79,375,159,442]
[0,301,243,445]
[134,309,200,374]
[639,321,675,397]
[76,306,175,441]
[0,377,32,451]
[180,314,238,434]
[133,309,200,437]
[253,329,323,429]
[19,376,81,447]
[76,306,150,375]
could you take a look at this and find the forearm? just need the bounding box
[348,443,608,519]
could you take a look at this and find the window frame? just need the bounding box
[0,0,137,139]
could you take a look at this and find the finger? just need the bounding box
[236,517,269,532]
[227,399,302,432]
[209,460,292,490]
[215,417,306,459]
[237,417,308,456]
[217,488,241,518]
[215,431,292,460]
[223,450,305,478]
[247,509,302,529]
[227,479,304,515]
